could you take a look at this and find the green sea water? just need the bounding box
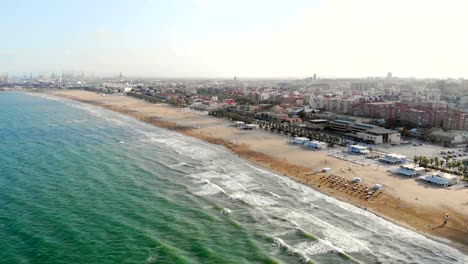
[0,92,467,264]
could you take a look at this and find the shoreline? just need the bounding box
[40,90,468,254]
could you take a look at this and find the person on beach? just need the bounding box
[443,213,449,226]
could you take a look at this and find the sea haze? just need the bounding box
[0,92,467,263]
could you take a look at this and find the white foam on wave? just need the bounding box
[272,238,312,263]
[228,172,254,183]
[262,206,370,254]
[169,162,187,168]
[221,208,231,214]
[230,192,278,207]
[294,241,334,256]
[219,179,247,192]
[67,119,87,123]
[268,192,281,198]
[144,135,218,161]
[187,171,228,181]
[25,92,62,101]
[194,180,227,196]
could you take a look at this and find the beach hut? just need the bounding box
[346,145,369,155]
[379,153,407,164]
[418,172,458,187]
[392,164,425,177]
[289,137,311,145]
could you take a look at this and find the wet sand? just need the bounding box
[49,90,468,252]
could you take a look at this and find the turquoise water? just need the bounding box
[0,92,467,264]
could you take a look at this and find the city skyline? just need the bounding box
[1,0,468,78]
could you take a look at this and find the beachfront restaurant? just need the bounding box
[346,145,369,155]
[379,153,408,165]
[392,164,425,177]
[418,172,459,187]
[304,140,327,150]
[290,137,311,145]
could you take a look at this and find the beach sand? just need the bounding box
[50,90,468,251]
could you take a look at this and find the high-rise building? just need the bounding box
[0,72,7,83]
[386,72,392,79]
[461,79,468,92]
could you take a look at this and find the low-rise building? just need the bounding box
[429,130,465,145]
[346,145,369,155]
[329,120,353,132]
[304,141,327,150]
[290,137,310,145]
[392,164,425,177]
[305,119,328,130]
[418,172,458,186]
[330,120,401,144]
[379,153,407,164]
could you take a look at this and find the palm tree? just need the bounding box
[421,157,429,167]
[434,157,440,167]
[447,162,454,170]
[440,160,445,168]
[413,156,419,164]
[416,156,422,164]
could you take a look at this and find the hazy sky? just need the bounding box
[1,0,467,78]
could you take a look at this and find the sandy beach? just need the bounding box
[49,90,468,251]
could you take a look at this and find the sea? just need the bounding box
[0,91,467,264]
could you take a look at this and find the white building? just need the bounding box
[304,141,327,150]
[309,96,325,109]
[392,164,425,177]
[232,121,245,127]
[346,145,369,155]
[418,172,458,186]
[324,98,357,114]
[290,137,311,145]
[380,153,407,164]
